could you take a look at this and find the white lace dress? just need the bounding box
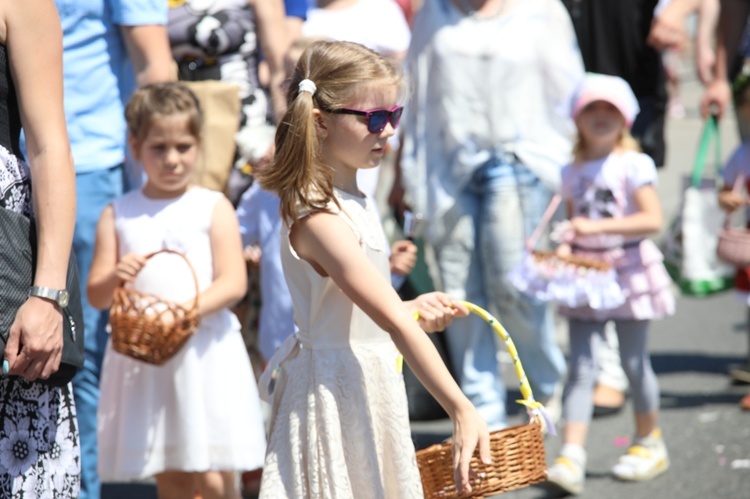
[258,189,423,498]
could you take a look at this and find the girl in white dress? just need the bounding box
[88,83,266,498]
[255,40,490,498]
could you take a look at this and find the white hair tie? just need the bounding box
[298,79,317,96]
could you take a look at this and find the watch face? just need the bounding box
[58,290,70,308]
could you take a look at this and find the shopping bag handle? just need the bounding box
[691,114,722,187]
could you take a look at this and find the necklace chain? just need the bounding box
[457,0,506,20]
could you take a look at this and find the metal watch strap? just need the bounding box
[29,286,68,308]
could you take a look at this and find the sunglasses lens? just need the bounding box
[391,107,404,129]
[367,111,389,134]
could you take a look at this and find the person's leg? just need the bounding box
[547,319,603,495]
[594,322,628,416]
[73,165,125,499]
[433,180,507,430]
[611,319,668,481]
[479,158,565,403]
[614,320,660,437]
[155,471,196,499]
[560,319,604,442]
[195,471,242,499]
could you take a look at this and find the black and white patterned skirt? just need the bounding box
[0,377,80,497]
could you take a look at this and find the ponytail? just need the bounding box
[255,40,402,224]
[257,82,334,224]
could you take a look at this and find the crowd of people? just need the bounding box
[1,0,750,498]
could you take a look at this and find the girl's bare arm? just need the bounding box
[571,184,663,238]
[200,196,248,317]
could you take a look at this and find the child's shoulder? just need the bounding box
[608,150,656,175]
[187,185,226,204]
[612,149,653,165]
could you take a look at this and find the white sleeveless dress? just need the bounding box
[258,189,423,498]
[97,187,266,480]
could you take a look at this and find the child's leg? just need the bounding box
[614,319,659,438]
[612,319,669,481]
[546,319,604,495]
[194,470,241,499]
[561,319,606,445]
[155,471,195,498]
[593,322,628,416]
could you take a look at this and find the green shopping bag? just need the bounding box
[662,116,735,295]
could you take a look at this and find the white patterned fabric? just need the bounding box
[259,189,423,498]
[97,187,266,479]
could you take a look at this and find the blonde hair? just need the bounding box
[125,82,203,147]
[256,40,403,224]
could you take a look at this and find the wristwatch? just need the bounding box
[29,286,70,308]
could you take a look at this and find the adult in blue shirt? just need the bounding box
[54,1,173,497]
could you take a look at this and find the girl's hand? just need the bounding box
[115,253,147,282]
[452,402,491,495]
[409,292,469,333]
[243,244,262,268]
[570,217,601,236]
[4,297,63,381]
[550,220,575,244]
[718,190,746,212]
[556,243,572,258]
[389,239,417,276]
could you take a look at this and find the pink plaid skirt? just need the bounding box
[558,239,675,321]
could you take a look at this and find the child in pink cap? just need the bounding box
[545,73,674,495]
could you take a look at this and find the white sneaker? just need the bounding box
[612,428,670,481]
[546,445,585,495]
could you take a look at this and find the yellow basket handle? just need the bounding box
[403,300,555,434]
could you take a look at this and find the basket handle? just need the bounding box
[525,194,561,251]
[121,248,201,312]
[400,300,555,434]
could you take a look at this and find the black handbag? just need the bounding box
[0,207,84,387]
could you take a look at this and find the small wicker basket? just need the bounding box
[109,249,201,365]
[416,301,548,498]
[531,250,612,272]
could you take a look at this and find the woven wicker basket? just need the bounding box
[416,301,548,498]
[531,250,612,272]
[109,249,201,365]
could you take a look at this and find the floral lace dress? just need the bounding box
[0,44,80,497]
[258,189,423,498]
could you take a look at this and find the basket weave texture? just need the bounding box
[415,301,548,498]
[717,226,750,268]
[532,250,612,271]
[417,421,546,498]
[109,249,201,365]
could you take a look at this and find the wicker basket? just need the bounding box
[109,249,201,365]
[416,301,548,498]
[531,250,612,272]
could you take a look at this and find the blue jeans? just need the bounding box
[433,156,566,429]
[72,165,125,499]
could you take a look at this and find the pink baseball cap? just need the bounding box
[572,73,640,127]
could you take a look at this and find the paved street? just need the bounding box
[101,73,750,498]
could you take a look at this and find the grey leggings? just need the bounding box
[563,319,660,423]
